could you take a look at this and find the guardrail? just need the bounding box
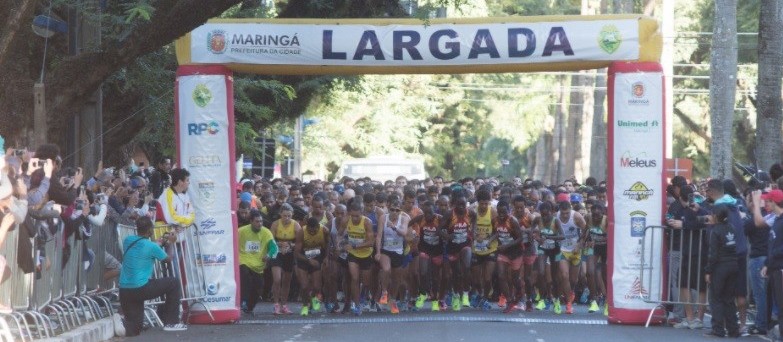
[639,225,710,327]
[0,212,181,340]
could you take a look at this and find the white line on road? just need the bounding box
[529,329,537,334]
[537,339,545,342]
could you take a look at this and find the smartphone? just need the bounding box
[687,193,694,205]
[14,149,24,156]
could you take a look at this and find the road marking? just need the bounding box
[529,329,537,334]
[537,339,545,342]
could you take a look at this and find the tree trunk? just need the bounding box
[566,72,592,183]
[709,0,738,179]
[590,69,608,182]
[756,0,783,172]
[533,116,554,181]
[613,0,633,14]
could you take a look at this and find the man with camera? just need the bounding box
[119,216,187,335]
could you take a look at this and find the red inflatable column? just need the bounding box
[606,62,667,325]
[175,65,240,323]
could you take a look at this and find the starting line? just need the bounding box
[236,315,609,325]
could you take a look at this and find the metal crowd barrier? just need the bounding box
[0,214,122,341]
[640,225,710,327]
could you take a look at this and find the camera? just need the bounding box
[697,216,710,224]
[14,149,24,156]
[89,205,99,216]
[35,160,46,168]
[75,199,85,211]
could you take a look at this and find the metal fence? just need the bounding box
[0,213,172,340]
[639,225,711,327]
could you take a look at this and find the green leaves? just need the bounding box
[124,1,155,23]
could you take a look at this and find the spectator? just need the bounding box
[762,189,783,341]
[746,189,771,336]
[148,157,172,200]
[704,205,739,338]
[119,216,186,335]
[158,168,195,229]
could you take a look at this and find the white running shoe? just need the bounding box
[163,323,188,332]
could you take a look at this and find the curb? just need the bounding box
[38,317,115,342]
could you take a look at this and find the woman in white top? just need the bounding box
[375,196,410,314]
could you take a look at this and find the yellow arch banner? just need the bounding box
[175,15,661,75]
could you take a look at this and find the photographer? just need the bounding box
[34,144,83,206]
[149,157,172,200]
[119,216,186,335]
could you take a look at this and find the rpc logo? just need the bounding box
[187,121,220,136]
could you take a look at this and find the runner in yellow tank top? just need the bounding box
[270,203,301,315]
[295,217,330,316]
[343,201,375,316]
[470,189,497,309]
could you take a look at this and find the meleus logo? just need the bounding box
[620,151,657,168]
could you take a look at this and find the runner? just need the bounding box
[585,203,608,313]
[344,200,375,316]
[495,200,525,313]
[470,189,496,310]
[554,196,587,315]
[536,202,565,313]
[238,211,276,314]
[410,200,445,311]
[295,217,330,316]
[439,195,475,311]
[325,204,347,313]
[270,203,301,315]
[375,196,411,314]
[513,195,538,312]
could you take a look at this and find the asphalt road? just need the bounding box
[126,302,773,341]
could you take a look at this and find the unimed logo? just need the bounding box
[188,121,220,136]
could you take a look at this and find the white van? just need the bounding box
[336,156,427,182]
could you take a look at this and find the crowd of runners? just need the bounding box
[237,175,610,317]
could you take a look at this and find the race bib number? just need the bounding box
[423,234,440,245]
[384,236,402,249]
[245,241,261,253]
[452,231,467,244]
[542,239,556,250]
[474,240,489,252]
[305,249,321,259]
[348,237,364,246]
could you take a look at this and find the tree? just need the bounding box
[755,0,783,172]
[708,0,738,178]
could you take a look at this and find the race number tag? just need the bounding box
[245,241,260,253]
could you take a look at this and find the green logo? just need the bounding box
[192,84,212,108]
[598,25,622,54]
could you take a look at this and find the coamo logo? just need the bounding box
[187,121,220,136]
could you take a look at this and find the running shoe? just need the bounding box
[300,306,309,316]
[274,303,282,315]
[462,293,470,307]
[603,303,608,316]
[565,302,574,314]
[281,305,293,315]
[525,300,533,312]
[553,299,562,314]
[481,298,492,311]
[351,302,362,316]
[534,292,541,302]
[569,292,576,304]
[503,303,516,314]
[311,296,322,312]
[689,319,704,329]
[416,294,427,309]
[379,291,389,305]
[588,300,599,313]
[672,320,690,329]
[580,289,590,304]
[445,293,453,307]
[498,294,507,308]
[390,301,400,314]
[535,299,546,311]
[324,302,334,313]
[241,301,248,313]
[515,300,526,311]
[452,296,461,311]
[431,300,440,312]
[544,299,553,311]
[470,293,480,308]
